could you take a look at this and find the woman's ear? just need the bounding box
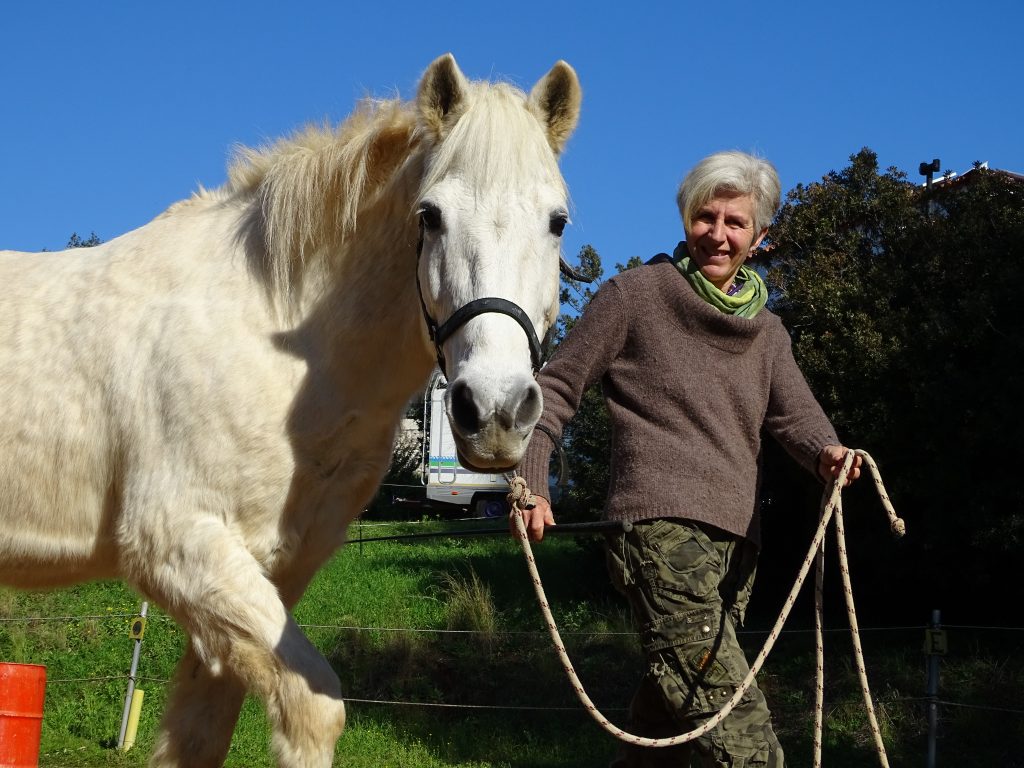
[751,227,769,254]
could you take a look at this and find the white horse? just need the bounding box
[0,54,581,767]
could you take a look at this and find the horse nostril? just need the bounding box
[449,380,482,435]
[513,382,542,430]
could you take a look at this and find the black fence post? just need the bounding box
[924,608,946,767]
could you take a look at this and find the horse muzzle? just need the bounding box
[446,374,542,471]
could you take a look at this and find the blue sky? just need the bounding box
[3,0,1021,276]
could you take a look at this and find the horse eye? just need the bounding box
[549,212,568,237]
[418,202,442,232]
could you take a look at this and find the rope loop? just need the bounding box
[511,449,902,766]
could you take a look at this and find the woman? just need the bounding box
[516,150,861,767]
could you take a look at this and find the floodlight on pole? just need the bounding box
[919,158,941,216]
[919,158,941,191]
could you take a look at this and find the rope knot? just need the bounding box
[506,475,535,511]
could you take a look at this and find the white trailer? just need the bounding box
[422,372,510,518]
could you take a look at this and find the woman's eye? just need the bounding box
[418,203,442,231]
[549,212,568,237]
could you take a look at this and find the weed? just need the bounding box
[436,567,497,640]
[0,587,17,618]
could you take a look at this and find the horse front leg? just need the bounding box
[135,519,346,768]
[149,643,247,768]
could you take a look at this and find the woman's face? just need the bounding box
[686,193,767,291]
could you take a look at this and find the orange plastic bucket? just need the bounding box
[0,663,46,768]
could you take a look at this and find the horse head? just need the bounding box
[414,54,581,472]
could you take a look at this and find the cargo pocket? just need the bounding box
[709,730,777,767]
[640,604,724,714]
[641,519,721,609]
[641,607,719,655]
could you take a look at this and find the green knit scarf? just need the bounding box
[673,243,768,318]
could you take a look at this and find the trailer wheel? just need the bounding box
[472,494,509,519]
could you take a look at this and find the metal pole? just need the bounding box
[926,608,942,768]
[350,518,633,545]
[920,158,940,219]
[118,601,148,749]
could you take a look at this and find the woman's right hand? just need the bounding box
[510,495,555,542]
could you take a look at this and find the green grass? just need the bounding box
[3,525,1022,766]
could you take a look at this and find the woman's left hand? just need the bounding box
[818,445,862,486]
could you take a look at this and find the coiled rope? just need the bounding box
[506,449,904,766]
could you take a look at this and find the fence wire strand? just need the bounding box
[344,697,629,712]
[935,700,1024,716]
[11,614,917,636]
[6,609,1021,719]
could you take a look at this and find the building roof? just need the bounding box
[929,163,1024,190]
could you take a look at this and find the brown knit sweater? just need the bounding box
[518,260,839,546]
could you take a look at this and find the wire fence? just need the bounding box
[3,609,1022,717]
[9,612,1012,639]
[2,513,1021,766]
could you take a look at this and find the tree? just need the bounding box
[67,232,102,248]
[766,149,1024,613]
[555,243,603,342]
[765,150,926,447]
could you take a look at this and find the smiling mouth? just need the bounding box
[700,251,731,263]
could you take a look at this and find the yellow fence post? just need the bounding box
[122,689,145,751]
[117,601,148,751]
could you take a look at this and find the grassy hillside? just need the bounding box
[2,520,1021,766]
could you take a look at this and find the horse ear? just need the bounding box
[528,61,582,155]
[417,53,470,138]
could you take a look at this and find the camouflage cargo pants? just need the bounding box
[605,518,784,768]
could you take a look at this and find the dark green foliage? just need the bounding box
[67,232,103,248]
[767,148,1024,615]
[556,383,612,523]
[766,149,919,438]
[556,243,603,341]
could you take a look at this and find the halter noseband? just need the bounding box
[429,296,543,376]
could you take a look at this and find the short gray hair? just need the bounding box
[676,151,781,235]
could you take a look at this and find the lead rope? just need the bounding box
[506,449,904,765]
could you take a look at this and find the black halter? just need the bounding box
[414,224,592,380]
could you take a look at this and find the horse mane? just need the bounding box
[225,97,422,299]
[218,78,564,304]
